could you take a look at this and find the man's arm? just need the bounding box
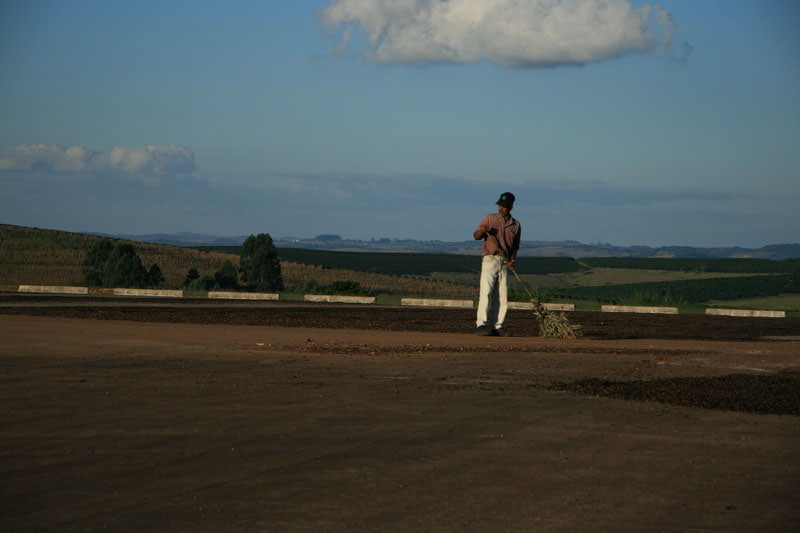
[474,216,494,240]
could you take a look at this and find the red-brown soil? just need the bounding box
[1,295,799,530]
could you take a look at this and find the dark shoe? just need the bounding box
[476,325,491,336]
[495,328,512,337]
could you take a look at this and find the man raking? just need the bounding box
[473,192,521,336]
[474,192,580,339]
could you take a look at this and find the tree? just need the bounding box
[146,263,164,288]
[329,280,370,296]
[183,267,200,288]
[187,275,215,291]
[239,233,283,291]
[213,260,239,290]
[83,238,114,286]
[102,243,148,288]
[83,239,162,288]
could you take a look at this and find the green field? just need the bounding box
[554,274,800,306]
[199,244,800,309]
[707,294,800,314]
[385,267,770,291]
[201,246,583,276]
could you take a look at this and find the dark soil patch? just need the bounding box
[2,296,800,341]
[553,372,800,415]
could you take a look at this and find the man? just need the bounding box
[473,192,521,336]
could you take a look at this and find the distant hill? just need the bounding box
[93,231,800,260]
[87,231,248,247]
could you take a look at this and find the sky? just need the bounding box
[1,0,798,247]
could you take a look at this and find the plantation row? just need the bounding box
[580,257,800,273]
[555,274,800,305]
[202,246,584,275]
[203,246,800,276]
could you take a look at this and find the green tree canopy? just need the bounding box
[240,233,283,291]
[188,275,215,292]
[183,267,200,289]
[214,260,239,290]
[83,238,115,286]
[83,238,161,289]
[103,243,148,288]
[146,263,165,288]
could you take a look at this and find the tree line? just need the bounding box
[580,257,800,273]
[84,233,284,291]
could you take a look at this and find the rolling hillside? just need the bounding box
[0,224,477,298]
[2,224,798,309]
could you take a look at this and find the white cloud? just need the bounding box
[0,144,195,177]
[106,146,195,175]
[0,143,99,172]
[321,0,675,67]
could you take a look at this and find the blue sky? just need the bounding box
[1,0,798,247]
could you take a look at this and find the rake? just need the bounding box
[490,234,580,339]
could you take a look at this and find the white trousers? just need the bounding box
[476,255,508,329]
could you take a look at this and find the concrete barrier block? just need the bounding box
[545,303,575,312]
[88,288,115,295]
[18,285,89,295]
[706,308,785,318]
[304,295,376,304]
[112,288,184,298]
[401,298,473,308]
[508,301,575,311]
[208,291,280,301]
[601,305,678,315]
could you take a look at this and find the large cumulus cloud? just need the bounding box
[321,0,675,67]
[0,144,195,177]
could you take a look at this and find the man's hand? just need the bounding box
[507,260,515,272]
[474,225,489,240]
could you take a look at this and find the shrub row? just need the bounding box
[580,257,800,273]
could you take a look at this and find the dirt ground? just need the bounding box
[1,296,799,530]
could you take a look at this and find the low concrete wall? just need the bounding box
[208,291,280,301]
[88,288,115,295]
[508,302,575,312]
[601,305,679,315]
[112,288,184,298]
[304,295,376,304]
[401,298,473,308]
[18,285,89,295]
[706,308,785,318]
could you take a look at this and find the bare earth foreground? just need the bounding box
[1,295,799,531]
